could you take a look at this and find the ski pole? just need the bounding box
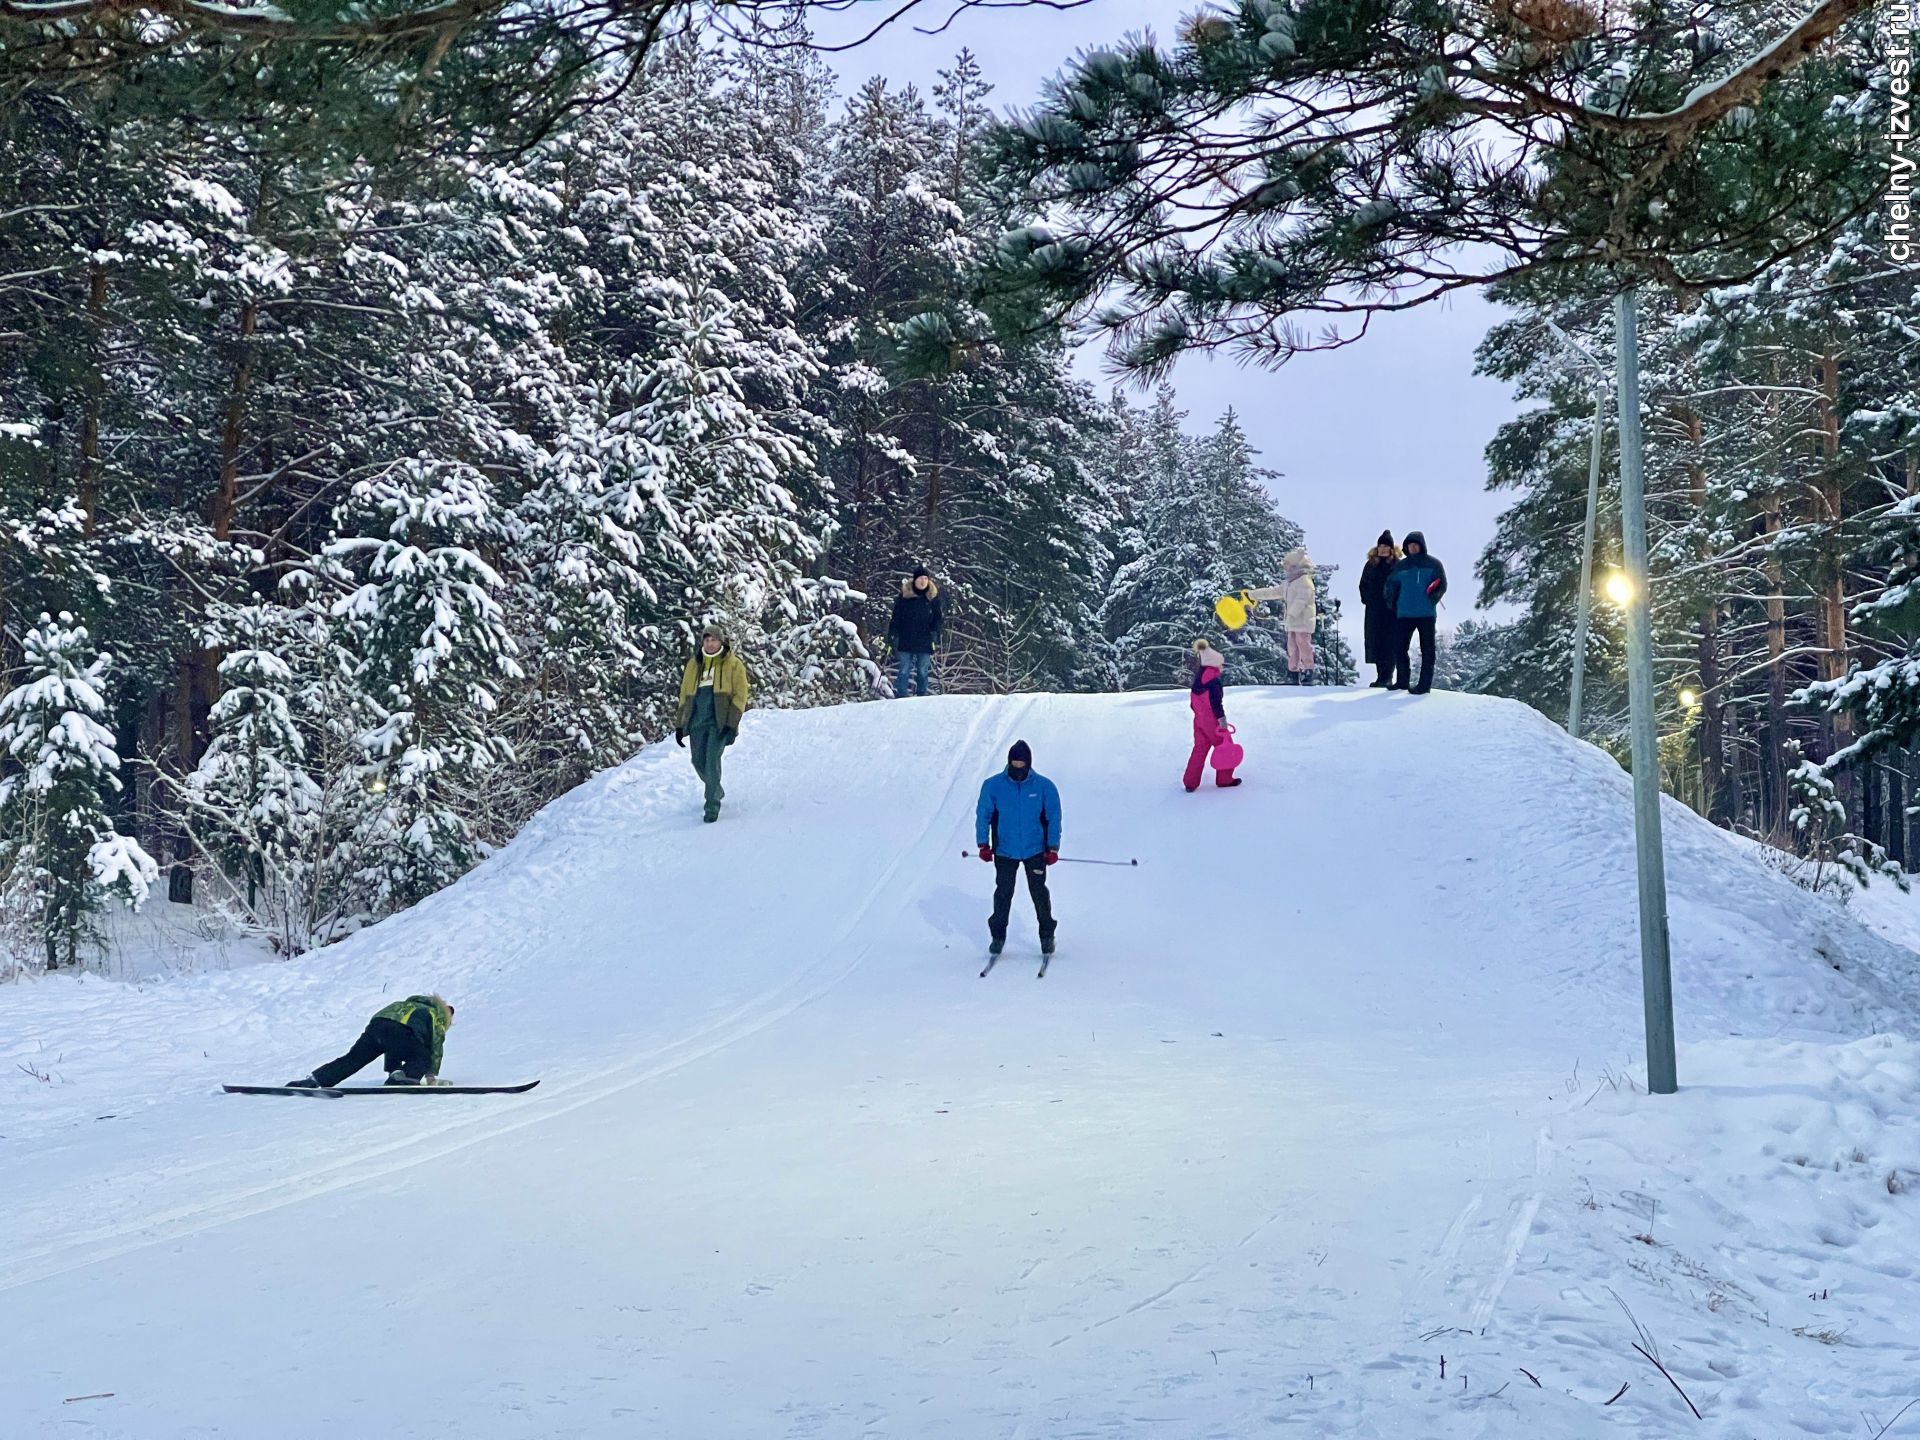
[959,850,1138,866]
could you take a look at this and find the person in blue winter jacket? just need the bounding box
[975,740,1062,957]
[1383,530,1447,694]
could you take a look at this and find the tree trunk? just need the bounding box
[1677,403,1732,823]
[1813,345,1852,800]
[79,260,109,538]
[1761,494,1791,839]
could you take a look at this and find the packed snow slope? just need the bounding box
[5,690,1920,1438]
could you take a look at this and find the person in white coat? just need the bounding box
[1247,548,1318,683]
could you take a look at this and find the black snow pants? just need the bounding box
[990,855,1056,944]
[313,1017,430,1087]
[1393,616,1437,692]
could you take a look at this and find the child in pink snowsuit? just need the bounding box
[1184,641,1242,790]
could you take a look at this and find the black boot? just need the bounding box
[285,1074,320,1089]
[988,935,1005,956]
[1041,933,1056,957]
[384,1071,421,1087]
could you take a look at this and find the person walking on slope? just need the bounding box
[1358,531,1401,688]
[287,994,454,1088]
[1183,639,1242,791]
[885,566,944,698]
[1245,548,1318,683]
[676,623,751,823]
[1384,531,1447,694]
[976,740,1062,957]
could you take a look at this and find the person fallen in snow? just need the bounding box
[975,740,1063,957]
[288,994,455,1088]
[676,622,752,823]
[1184,639,1242,792]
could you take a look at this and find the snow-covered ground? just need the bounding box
[4,689,1918,1437]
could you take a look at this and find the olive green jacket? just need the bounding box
[676,647,751,735]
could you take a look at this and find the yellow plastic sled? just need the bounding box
[1214,591,1254,631]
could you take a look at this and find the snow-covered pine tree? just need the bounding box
[0,613,156,971]
[1102,396,1348,687]
[320,460,521,909]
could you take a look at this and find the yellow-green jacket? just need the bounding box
[375,995,451,1074]
[676,646,751,736]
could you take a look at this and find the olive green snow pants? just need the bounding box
[689,723,727,819]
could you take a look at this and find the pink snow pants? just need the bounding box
[1184,716,1236,789]
[1287,630,1314,672]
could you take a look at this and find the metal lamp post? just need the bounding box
[1613,290,1678,1096]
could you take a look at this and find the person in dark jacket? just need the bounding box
[1383,530,1447,694]
[1357,530,1401,688]
[288,994,454,1088]
[885,567,944,698]
[975,740,1063,957]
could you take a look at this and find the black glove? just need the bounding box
[674,729,686,747]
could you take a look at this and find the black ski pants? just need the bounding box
[990,854,1056,943]
[313,1016,429,1087]
[1393,616,1437,692]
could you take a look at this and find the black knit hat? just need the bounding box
[912,565,930,579]
[1008,740,1032,767]
[1377,529,1394,547]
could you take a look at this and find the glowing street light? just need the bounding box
[1679,688,1699,710]
[1604,570,1633,606]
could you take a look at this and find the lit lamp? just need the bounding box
[1604,571,1633,606]
[1679,689,1699,710]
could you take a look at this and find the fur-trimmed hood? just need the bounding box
[901,577,940,600]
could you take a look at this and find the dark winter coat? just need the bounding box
[1384,534,1447,620]
[975,767,1063,862]
[1358,553,1399,664]
[886,580,944,655]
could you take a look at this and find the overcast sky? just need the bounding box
[819,0,1524,653]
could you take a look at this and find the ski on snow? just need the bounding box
[223,1082,540,1097]
[979,952,1052,978]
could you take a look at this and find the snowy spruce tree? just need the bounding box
[321,461,522,910]
[0,613,156,971]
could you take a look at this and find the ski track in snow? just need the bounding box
[4,689,1920,1438]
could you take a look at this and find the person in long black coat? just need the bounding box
[1357,530,1401,688]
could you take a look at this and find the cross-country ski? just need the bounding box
[223,1083,540,1097]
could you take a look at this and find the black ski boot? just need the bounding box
[285,1074,320,1089]
[1041,934,1056,957]
[384,1071,422,1087]
[988,935,1006,957]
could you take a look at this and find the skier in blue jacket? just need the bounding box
[1383,530,1447,694]
[975,740,1062,957]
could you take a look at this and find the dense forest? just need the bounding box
[0,39,1346,971]
[1458,216,1920,877]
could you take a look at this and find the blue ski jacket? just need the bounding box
[976,769,1062,861]
[1384,536,1448,620]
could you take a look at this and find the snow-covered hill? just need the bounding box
[4,689,1918,1436]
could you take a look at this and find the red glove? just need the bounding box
[1044,850,1059,866]
[978,844,994,863]
[1427,578,1442,596]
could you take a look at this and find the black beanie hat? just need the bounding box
[912,565,930,579]
[1377,529,1394,547]
[1008,740,1032,767]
